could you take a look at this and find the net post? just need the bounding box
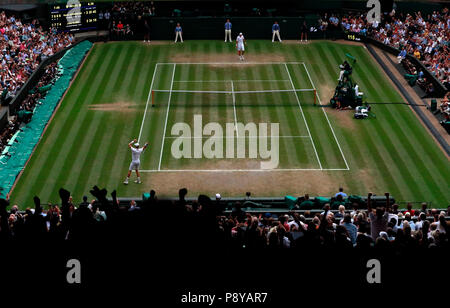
[152,90,155,107]
[314,89,317,105]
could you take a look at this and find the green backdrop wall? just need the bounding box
[147,17,344,40]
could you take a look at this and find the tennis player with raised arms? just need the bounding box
[124,138,148,185]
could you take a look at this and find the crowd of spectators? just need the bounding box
[0,10,71,154]
[318,13,341,32]
[440,92,449,115]
[439,92,450,131]
[110,1,156,18]
[0,61,59,154]
[1,186,449,252]
[340,8,449,89]
[103,1,156,39]
[110,20,135,40]
[222,193,449,249]
[0,118,19,155]
[0,11,73,104]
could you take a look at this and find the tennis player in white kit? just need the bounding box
[124,138,149,184]
[236,32,246,61]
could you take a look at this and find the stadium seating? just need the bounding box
[1,187,449,251]
[341,8,449,88]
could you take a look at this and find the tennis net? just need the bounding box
[150,88,317,108]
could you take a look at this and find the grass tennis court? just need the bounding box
[10,40,450,207]
[150,62,347,171]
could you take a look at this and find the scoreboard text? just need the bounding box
[50,1,97,32]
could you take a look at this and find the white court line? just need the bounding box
[302,63,350,170]
[230,80,238,137]
[152,89,315,94]
[164,135,310,139]
[138,63,159,142]
[284,63,323,170]
[157,63,176,171]
[173,79,290,83]
[156,62,305,65]
[140,168,349,173]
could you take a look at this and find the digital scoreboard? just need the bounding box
[345,33,362,42]
[50,1,97,32]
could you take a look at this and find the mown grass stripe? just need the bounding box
[42,44,132,202]
[353,47,449,180]
[267,63,308,168]
[72,45,144,197]
[258,64,294,168]
[295,48,346,169]
[102,44,160,191]
[298,43,364,192]
[145,63,172,170]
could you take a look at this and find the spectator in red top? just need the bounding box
[280,214,290,232]
[117,20,124,37]
[403,203,415,217]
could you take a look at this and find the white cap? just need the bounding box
[239,32,242,35]
[134,143,139,147]
[379,231,388,239]
[215,193,221,199]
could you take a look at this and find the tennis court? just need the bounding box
[139,62,348,171]
[10,41,449,206]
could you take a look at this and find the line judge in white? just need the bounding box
[124,138,149,184]
[272,21,282,42]
[224,19,232,42]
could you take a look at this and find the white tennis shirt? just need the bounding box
[131,147,143,162]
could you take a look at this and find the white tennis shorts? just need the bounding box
[129,161,140,170]
[237,43,245,51]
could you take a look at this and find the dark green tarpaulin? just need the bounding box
[0,40,92,198]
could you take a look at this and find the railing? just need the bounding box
[25,195,398,210]
[0,108,7,131]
